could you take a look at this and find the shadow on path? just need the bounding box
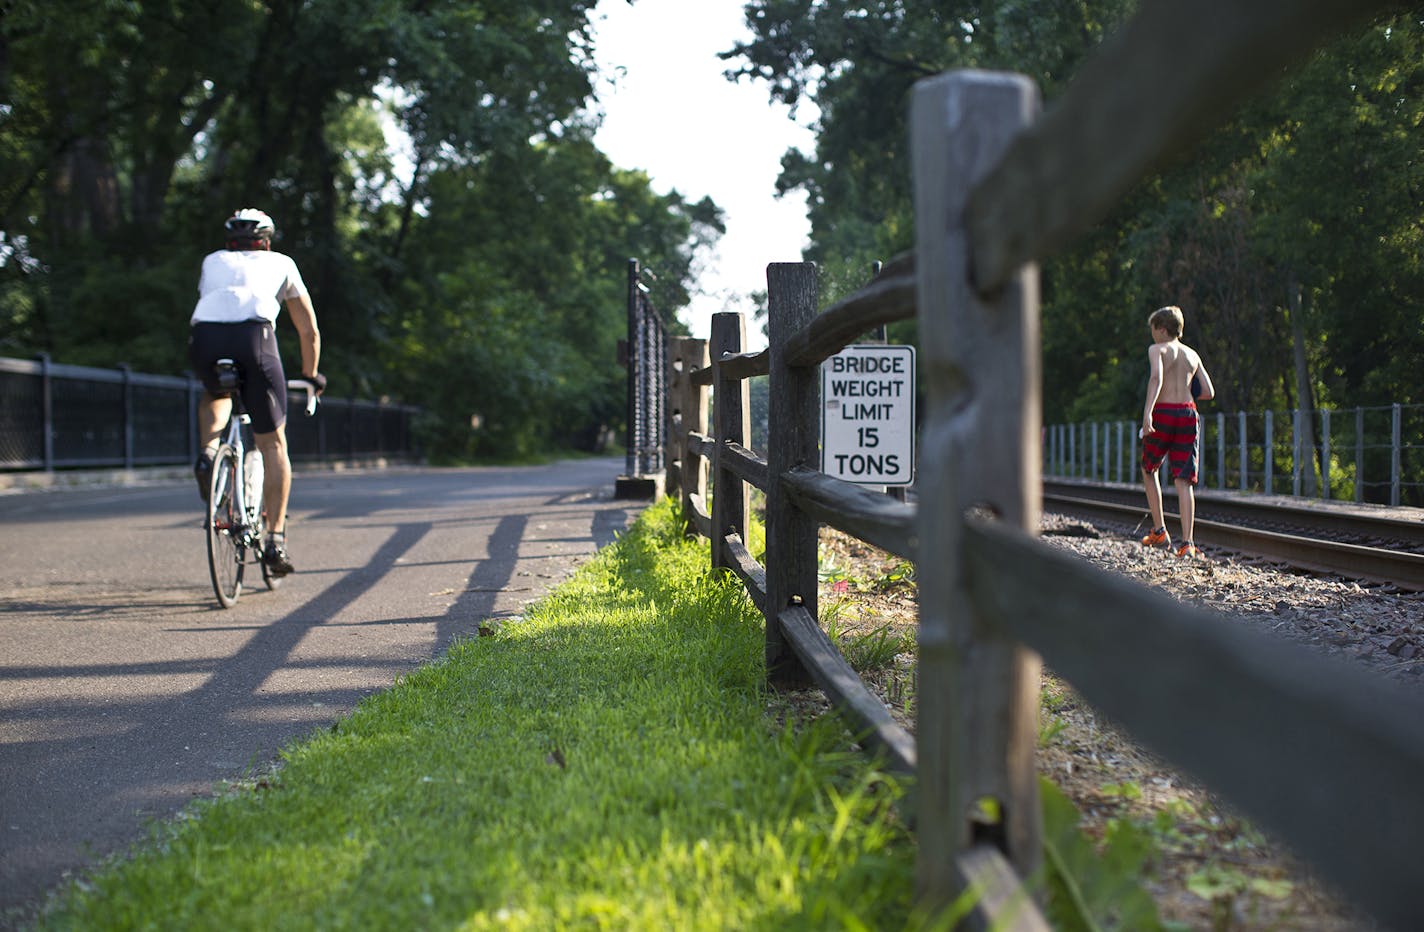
[0,461,638,926]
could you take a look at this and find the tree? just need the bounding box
[725,1,1424,430]
[1,1,602,367]
[385,131,723,460]
[0,0,723,460]
[725,0,1134,341]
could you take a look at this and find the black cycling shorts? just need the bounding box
[188,320,288,434]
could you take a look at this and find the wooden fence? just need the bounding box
[658,1,1424,928]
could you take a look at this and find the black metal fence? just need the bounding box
[0,355,420,471]
[624,258,667,478]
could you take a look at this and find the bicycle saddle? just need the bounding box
[213,358,242,391]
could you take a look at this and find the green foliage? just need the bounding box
[727,0,1135,271]
[830,624,902,672]
[727,2,1424,427]
[1038,714,1069,748]
[1187,864,1294,930]
[387,134,722,460]
[1,1,721,459]
[1040,778,1170,931]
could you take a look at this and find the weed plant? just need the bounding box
[34,498,914,930]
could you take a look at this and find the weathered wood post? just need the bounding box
[669,337,710,526]
[764,263,819,686]
[710,313,749,571]
[666,338,687,501]
[912,71,1044,905]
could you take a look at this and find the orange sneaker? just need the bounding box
[1176,542,1202,559]
[1141,527,1170,548]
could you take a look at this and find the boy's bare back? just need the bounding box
[1149,340,1205,404]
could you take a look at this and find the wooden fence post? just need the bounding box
[710,313,749,571]
[912,71,1044,902]
[764,263,819,686]
[666,338,686,501]
[671,337,710,527]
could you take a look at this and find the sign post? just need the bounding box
[820,344,916,486]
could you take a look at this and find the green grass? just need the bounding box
[35,498,915,930]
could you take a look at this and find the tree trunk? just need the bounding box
[390,152,427,267]
[45,102,123,244]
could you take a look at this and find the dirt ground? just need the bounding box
[801,523,1387,931]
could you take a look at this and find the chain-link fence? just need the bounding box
[1046,403,1424,507]
[1,355,420,471]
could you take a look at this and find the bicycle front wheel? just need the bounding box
[206,444,244,608]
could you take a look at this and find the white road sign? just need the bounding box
[820,344,916,485]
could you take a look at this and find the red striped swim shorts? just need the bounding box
[1141,402,1198,484]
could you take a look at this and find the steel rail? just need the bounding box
[1043,489,1424,592]
[1044,479,1424,548]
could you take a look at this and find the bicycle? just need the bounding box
[204,359,319,608]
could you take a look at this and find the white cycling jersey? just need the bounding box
[191,249,308,324]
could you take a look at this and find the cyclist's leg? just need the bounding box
[190,324,236,447]
[189,324,239,497]
[255,427,295,576]
[197,392,233,451]
[253,427,292,534]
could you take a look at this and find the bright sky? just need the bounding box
[589,0,819,350]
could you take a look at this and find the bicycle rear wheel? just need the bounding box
[206,444,245,608]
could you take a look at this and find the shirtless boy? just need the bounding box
[1140,305,1215,559]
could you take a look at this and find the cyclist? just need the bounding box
[189,208,325,577]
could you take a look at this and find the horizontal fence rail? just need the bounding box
[777,603,915,774]
[963,516,1424,927]
[0,355,420,471]
[715,349,769,382]
[781,466,916,561]
[782,252,917,368]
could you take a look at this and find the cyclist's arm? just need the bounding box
[284,293,321,388]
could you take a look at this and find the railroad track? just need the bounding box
[1043,478,1424,592]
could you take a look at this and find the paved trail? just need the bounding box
[0,460,639,922]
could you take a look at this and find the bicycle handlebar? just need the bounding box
[287,379,320,416]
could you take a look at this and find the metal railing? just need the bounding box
[0,355,420,471]
[624,258,667,479]
[1046,403,1424,507]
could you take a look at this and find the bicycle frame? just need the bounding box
[216,403,263,550]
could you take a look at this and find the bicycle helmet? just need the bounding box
[223,208,276,241]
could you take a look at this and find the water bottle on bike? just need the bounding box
[244,452,264,519]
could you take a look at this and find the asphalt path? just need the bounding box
[0,458,641,922]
